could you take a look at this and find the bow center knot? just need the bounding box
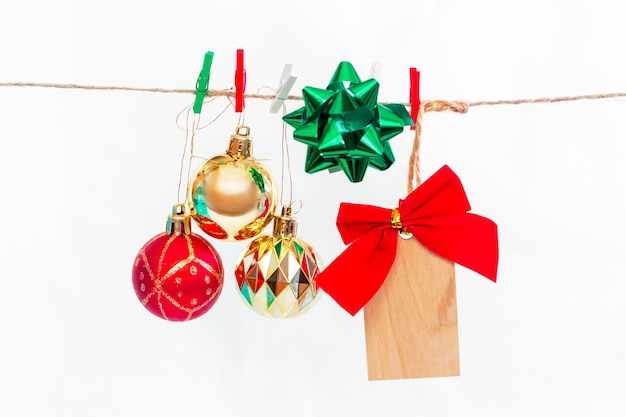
[391,207,411,237]
[391,208,403,229]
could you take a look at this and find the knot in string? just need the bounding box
[423,100,470,114]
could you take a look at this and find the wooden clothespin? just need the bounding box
[409,67,420,130]
[269,64,297,114]
[368,61,382,80]
[235,49,246,113]
[193,51,214,115]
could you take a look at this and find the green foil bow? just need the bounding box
[283,62,413,182]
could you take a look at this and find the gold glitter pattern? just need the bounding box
[132,232,224,321]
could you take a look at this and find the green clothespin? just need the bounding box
[193,51,214,115]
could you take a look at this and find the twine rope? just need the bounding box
[4,82,625,108]
[407,100,470,193]
[407,104,424,193]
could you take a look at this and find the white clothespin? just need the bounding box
[368,61,383,80]
[270,64,297,113]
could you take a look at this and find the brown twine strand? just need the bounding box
[280,103,295,208]
[3,82,625,109]
[0,82,307,101]
[422,100,469,113]
[467,92,626,107]
[176,106,194,203]
[407,104,423,193]
[406,100,469,193]
[0,82,196,94]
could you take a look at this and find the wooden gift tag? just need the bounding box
[363,236,459,380]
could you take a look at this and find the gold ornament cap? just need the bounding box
[166,204,192,236]
[273,205,298,238]
[227,125,253,158]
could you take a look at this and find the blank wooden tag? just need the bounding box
[363,236,459,380]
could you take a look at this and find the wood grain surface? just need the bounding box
[364,237,460,380]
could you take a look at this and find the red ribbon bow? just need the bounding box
[316,165,499,315]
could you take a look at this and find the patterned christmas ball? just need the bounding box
[188,125,277,241]
[132,204,224,321]
[234,206,322,318]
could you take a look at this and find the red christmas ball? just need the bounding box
[132,205,224,321]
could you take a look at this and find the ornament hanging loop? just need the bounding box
[166,203,192,236]
[289,199,303,215]
[273,205,298,238]
[227,125,253,158]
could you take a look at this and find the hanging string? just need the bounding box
[406,100,472,193]
[237,109,245,126]
[280,101,294,207]
[185,116,200,204]
[176,104,194,203]
[407,103,424,193]
[174,96,235,203]
[175,96,234,131]
[255,85,295,209]
[4,81,626,194]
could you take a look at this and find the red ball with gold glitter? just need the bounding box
[132,204,224,321]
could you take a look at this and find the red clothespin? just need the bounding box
[409,67,420,130]
[235,49,246,112]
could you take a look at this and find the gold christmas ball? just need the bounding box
[234,206,322,318]
[188,126,277,241]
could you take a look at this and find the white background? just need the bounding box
[1,1,625,415]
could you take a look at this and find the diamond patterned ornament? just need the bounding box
[234,206,322,318]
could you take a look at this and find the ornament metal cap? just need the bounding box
[273,205,298,238]
[227,125,253,158]
[166,203,192,236]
